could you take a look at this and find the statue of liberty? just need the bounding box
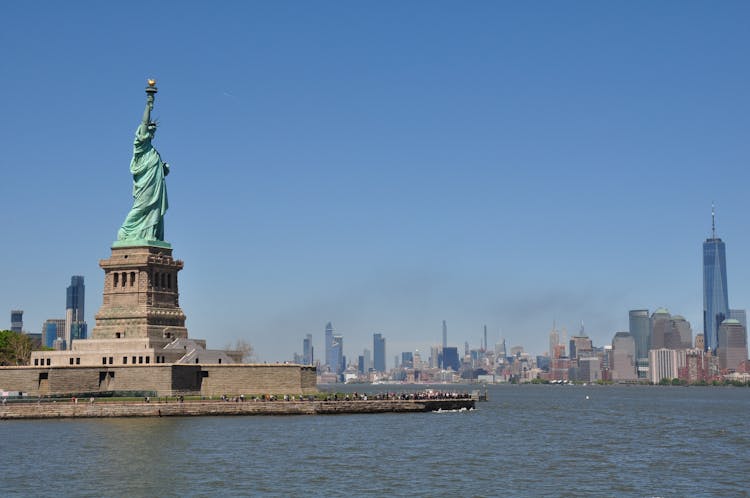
[117,80,170,244]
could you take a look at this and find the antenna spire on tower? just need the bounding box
[711,202,716,239]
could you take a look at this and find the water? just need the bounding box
[1,385,748,497]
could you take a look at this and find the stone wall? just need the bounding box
[0,367,40,395]
[199,365,317,396]
[0,398,474,419]
[0,364,317,397]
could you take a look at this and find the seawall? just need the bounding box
[0,398,474,419]
[0,363,318,398]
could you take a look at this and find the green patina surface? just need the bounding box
[117,82,170,247]
[112,239,172,249]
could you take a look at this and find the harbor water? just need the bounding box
[1,384,748,497]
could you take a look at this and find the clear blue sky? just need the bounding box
[2,1,749,364]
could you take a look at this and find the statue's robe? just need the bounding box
[117,123,169,241]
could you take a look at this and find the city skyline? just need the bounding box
[2,2,750,361]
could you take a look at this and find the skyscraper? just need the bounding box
[650,308,672,350]
[302,334,313,365]
[669,315,692,350]
[497,338,507,360]
[717,319,747,371]
[66,276,85,320]
[401,351,414,368]
[695,334,705,351]
[429,346,440,368]
[41,318,66,349]
[569,336,592,360]
[440,346,460,371]
[324,322,333,370]
[729,309,747,330]
[611,332,637,381]
[703,207,729,353]
[65,276,87,349]
[649,348,678,384]
[373,333,386,372]
[549,323,559,358]
[628,309,650,363]
[10,310,23,333]
[362,348,372,372]
[442,320,447,350]
[331,334,343,374]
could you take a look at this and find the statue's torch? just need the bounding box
[145,78,158,104]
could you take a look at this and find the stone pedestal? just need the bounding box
[92,245,188,341]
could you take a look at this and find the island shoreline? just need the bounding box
[0,398,475,419]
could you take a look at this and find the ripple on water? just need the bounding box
[0,386,748,497]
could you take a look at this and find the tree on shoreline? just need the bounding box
[0,330,33,366]
[225,338,254,363]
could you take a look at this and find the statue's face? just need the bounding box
[148,125,157,137]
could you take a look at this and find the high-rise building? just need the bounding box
[549,323,559,359]
[70,322,87,343]
[373,333,386,372]
[429,346,440,368]
[650,308,672,350]
[729,309,747,330]
[628,309,650,360]
[578,357,601,382]
[569,336,592,360]
[496,339,507,360]
[695,334,705,350]
[440,346,460,371]
[649,348,678,384]
[302,334,313,365]
[41,319,66,349]
[363,348,372,373]
[669,315,692,349]
[717,319,748,371]
[550,344,570,381]
[65,276,87,349]
[552,343,566,359]
[611,332,637,381]
[324,322,333,370]
[10,310,23,333]
[66,276,85,320]
[401,351,414,368]
[703,207,729,353]
[629,309,651,379]
[536,355,550,372]
[442,320,447,350]
[331,334,343,374]
[602,345,612,372]
[681,349,708,383]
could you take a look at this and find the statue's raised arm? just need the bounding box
[142,94,153,126]
[115,80,170,247]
